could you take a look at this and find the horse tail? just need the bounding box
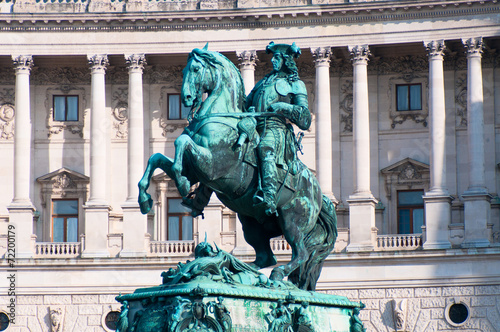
[288,194,337,291]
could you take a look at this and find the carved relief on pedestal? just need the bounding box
[391,299,407,331]
[339,80,353,133]
[45,86,87,138]
[49,306,64,332]
[0,88,15,140]
[455,72,467,127]
[112,87,128,139]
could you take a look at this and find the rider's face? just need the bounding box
[271,53,284,72]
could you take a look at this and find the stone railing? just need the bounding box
[34,242,82,258]
[376,234,422,251]
[270,237,291,253]
[149,240,195,257]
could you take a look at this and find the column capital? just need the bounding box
[87,54,109,73]
[125,53,147,73]
[348,45,370,64]
[12,55,33,73]
[462,37,483,57]
[311,47,332,67]
[424,40,446,59]
[236,50,258,69]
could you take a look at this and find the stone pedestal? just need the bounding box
[423,194,452,249]
[7,203,35,258]
[462,192,491,248]
[198,197,223,247]
[346,196,377,252]
[81,204,110,258]
[116,276,363,332]
[120,203,148,257]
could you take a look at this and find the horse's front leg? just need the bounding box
[138,153,175,214]
[171,134,214,197]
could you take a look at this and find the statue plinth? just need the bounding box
[115,243,365,332]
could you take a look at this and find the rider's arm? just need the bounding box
[268,93,311,131]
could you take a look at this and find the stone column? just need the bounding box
[82,54,110,258]
[462,37,491,248]
[121,54,148,257]
[236,50,257,96]
[7,55,35,258]
[346,45,377,252]
[311,47,336,202]
[422,40,452,249]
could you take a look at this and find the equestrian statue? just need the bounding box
[138,42,337,291]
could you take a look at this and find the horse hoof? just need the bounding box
[139,194,153,214]
[177,176,191,197]
[270,267,286,281]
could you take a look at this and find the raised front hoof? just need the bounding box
[139,193,153,215]
[269,266,286,282]
[176,176,191,198]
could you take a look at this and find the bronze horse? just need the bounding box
[138,45,337,290]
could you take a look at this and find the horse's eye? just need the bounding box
[193,66,200,72]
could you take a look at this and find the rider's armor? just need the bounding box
[246,70,311,216]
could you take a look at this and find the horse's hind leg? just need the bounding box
[238,214,277,269]
[138,153,175,214]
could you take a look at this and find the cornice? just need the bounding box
[0,0,497,32]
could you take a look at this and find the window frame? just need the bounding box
[397,189,425,234]
[167,93,191,120]
[51,199,79,243]
[53,95,79,122]
[166,198,193,241]
[396,83,422,112]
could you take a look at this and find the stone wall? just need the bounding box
[323,285,500,332]
[0,294,120,332]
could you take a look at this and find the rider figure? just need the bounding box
[246,42,311,216]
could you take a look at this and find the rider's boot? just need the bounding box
[260,157,278,216]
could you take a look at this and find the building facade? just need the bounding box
[0,0,500,330]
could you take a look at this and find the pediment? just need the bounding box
[36,167,89,186]
[381,158,429,183]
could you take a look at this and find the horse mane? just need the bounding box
[189,47,246,113]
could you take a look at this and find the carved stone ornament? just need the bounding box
[32,67,91,85]
[311,47,331,66]
[12,55,33,73]
[87,54,109,72]
[125,53,147,72]
[462,37,484,56]
[376,55,428,79]
[425,40,446,59]
[146,65,183,85]
[348,45,370,64]
[112,87,129,139]
[236,50,258,69]
[381,158,430,199]
[455,73,467,127]
[45,86,87,138]
[0,103,15,140]
[37,168,89,205]
[339,80,353,133]
[392,299,408,332]
[49,306,64,332]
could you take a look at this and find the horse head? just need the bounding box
[182,44,245,116]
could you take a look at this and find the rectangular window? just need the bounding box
[52,199,79,242]
[167,198,193,240]
[396,84,422,111]
[53,95,79,121]
[167,94,191,120]
[397,190,424,234]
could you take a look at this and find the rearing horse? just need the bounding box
[138,45,337,291]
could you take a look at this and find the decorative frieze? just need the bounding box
[32,67,91,85]
[146,65,183,85]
